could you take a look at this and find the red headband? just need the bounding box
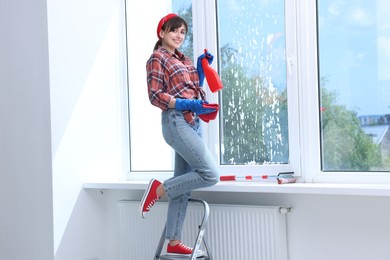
[156,13,177,39]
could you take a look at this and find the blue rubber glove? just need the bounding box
[197,51,214,87]
[175,99,216,115]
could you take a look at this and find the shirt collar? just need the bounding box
[159,47,185,60]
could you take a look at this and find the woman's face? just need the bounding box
[160,24,186,53]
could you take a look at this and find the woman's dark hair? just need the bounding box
[154,16,188,51]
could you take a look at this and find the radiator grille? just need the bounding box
[118,201,288,260]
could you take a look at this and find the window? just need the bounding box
[125,0,390,183]
[126,0,192,173]
[217,0,296,169]
[203,0,300,176]
[317,0,390,172]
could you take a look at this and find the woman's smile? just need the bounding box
[161,25,186,53]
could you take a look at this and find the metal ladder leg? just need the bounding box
[154,198,212,260]
[154,225,167,260]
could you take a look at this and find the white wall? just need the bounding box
[47,0,129,258]
[95,189,390,260]
[0,0,54,259]
[198,191,390,260]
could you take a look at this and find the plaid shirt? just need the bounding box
[146,47,206,124]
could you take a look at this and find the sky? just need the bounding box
[217,0,287,91]
[318,0,390,116]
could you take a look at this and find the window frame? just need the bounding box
[193,0,301,177]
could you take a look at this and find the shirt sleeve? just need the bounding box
[146,53,173,110]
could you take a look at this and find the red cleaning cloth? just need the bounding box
[199,103,219,123]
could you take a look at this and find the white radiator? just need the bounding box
[118,200,289,260]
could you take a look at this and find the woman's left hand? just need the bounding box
[197,51,214,87]
[197,51,214,66]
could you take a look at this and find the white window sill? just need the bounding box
[83,180,390,197]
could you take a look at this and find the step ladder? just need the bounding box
[154,198,212,260]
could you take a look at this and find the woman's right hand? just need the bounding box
[174,99,216,115]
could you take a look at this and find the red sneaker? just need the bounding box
[166,243,192,255]
[167,243,206,257]
[140,179,162,218]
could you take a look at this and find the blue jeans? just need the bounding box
[161,109,219,240]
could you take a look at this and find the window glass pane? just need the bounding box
[217,0,289,165]
[127,1,192,171]
[318,0,390,171]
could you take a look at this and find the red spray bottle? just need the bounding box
[201,49,223,93]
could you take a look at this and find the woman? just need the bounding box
[140,13,220,256]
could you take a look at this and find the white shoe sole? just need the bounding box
[139,178,156,218]
[166,250,205,258]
